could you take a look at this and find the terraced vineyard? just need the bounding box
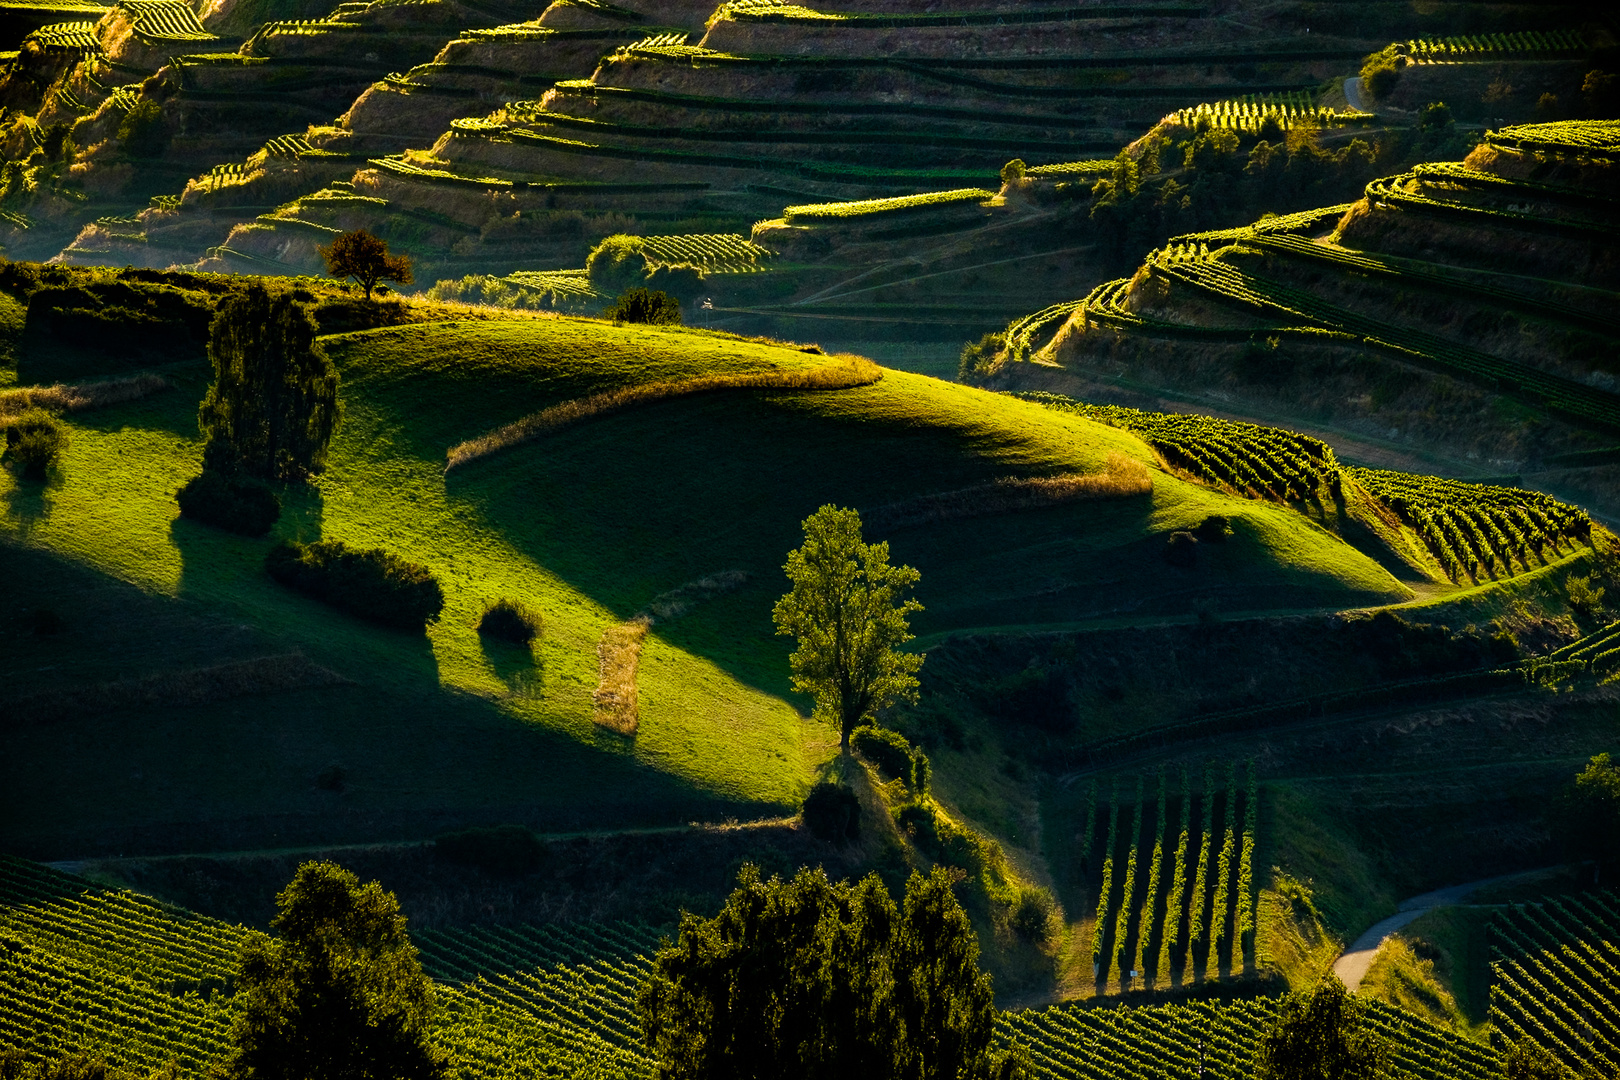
[1082,763,1258,994]
[1489,891,1620,1074]
[2,851,1520,1080]
[1002,996,1503,1080]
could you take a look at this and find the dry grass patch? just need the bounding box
[0,374,169,418]
[865,452,1151,532]
[445,355,882,469]
[592,618,649,736]
[3,653,350,724]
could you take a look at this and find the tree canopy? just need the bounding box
[199,285,338,483]
[771,505,924,747]
[226,861,446,1080]
[1255,976,1389,1080]
[637,864,1024,1080]
[319,230,414,300]
[1558,752,1620,881]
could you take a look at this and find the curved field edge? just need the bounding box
[0,316,1415,853]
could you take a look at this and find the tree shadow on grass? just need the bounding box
[1,472,52,536]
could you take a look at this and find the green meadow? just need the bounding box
[1,314,1408,858]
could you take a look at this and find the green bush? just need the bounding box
[851,725,928,792]
[1194,514,1232,543]
[478,598,543,644]
[1008,884,1055,944]
[957,331,1006,382]
[265,539,445,630]
[643,262,705,301]
[435,824,547,876]
[1000,158,1026,184]
[1360,49,1402,101]
[176,469,281,536]
[117,101,168,158]
[606,287,681,325]
[802,781,860,843]
[585,234,647,292]
[4,408,67,479]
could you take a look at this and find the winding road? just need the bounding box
[1333,868,1553,990]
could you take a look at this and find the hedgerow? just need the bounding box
[265,539,444,630]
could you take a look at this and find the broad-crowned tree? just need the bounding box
[199,285,338,482]
[319,230,413,300]
[226,861,446,1080]
[772,505,923,748]
[637,864,1025,1080]
[1558,752,1620,882]
[1255,976,1389,1080]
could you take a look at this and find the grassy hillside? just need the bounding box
[0,306,1414,860]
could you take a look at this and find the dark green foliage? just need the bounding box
[1194,515,1232,543]
[40,123,72,163]
[23,281,213,358]
[477,598,544,644]
[225,861,446,1080]
[851,725,918,785]
[637,864,1025,1080]
[1419,101,1454,130]
[1343,611,1516,679]
[117,101,168,158]
[200,285,339,482]
[802,781,860,843]
[1360,49,1402,101]
[1000,158,1026,184]
[0,1051,165,1080]
[176,470,281,536]
[773,506,924,746]
[1255,976,1389,1080]
[265,540,445,630]
[989,665,1074,734]
[1557,753,1620,873]
[1164,531,1199,567]
[586,234,647,293]
[958,332,1006,382]
[644,263,705,301]
[1566,573,1605,617]
[1008,885,1055,944]
[1505,1039,1574,1080]
[607,287,682,325]
[435,825,548,876]
[1584,70,1619,118]
[3,408,65,479]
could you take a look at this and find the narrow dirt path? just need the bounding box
[1333,867,1555,990]
[1344,77,1367,112]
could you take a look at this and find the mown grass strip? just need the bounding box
[444,355,881,469]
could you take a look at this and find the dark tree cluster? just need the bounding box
[266,539,445,630]
[637,865,1027,1080]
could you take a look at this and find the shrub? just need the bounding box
[176,470,281,536]
[1194,514,1232,543]
[265,539,445,630]
[802,781,860,843]
[1000,158,1026,184]
[1164,530,1199,567]
[643,262,705,301]
[957,331,1006,382]
[1568,573,1606,616]
[117,101,167,158]
[478,599,543,644]
[585,234,647,292]
[1008,884,1055,944]
[606,287,681,325]
[435,824,547,876]
[4,408,66,479]
[851,725,927,791]
[1360,50,1401,101]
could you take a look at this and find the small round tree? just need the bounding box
[3,407,67,479]
[319,230,414,300]
[1256,977,1389,1080]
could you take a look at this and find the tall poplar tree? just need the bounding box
[199,285,339,482]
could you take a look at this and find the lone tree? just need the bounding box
[1256,977,1389,1080]
[319,229,413,300]
[226,861,446,1080]
[1557,752,1620,882]
[772,505,923,748]
[638,864,1026,1080]
[199,285,339,482]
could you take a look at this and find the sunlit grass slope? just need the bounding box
[0,315,1408,857]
